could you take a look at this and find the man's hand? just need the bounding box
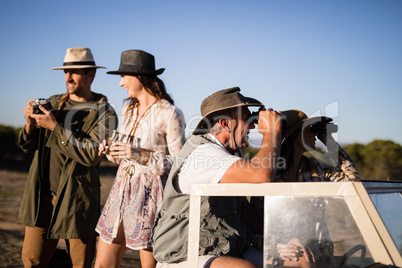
[257,108,282,152]
[23,98,36,123]
[23,98,37,134]
[30,105,57,131]
[257,108,282,135]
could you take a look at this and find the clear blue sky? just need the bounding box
[1,0,401,145]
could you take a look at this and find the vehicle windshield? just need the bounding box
[187,181,401,267]
[264,196,375,268]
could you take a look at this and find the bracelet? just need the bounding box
[131,151,141,161]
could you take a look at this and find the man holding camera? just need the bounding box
[19,47,118,267]
[152,87,282,267]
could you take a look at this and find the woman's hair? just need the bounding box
[277,127,301,179]
[124,75,174,115]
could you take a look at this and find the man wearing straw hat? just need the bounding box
[19,47,118,267]
[152,87,282,267]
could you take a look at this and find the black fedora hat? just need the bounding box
[107,49,165,76]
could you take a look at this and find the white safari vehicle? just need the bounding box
[188,180,402,267]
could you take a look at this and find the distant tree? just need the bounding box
[0,125,24,160]
[243,140,402,181]
[344,140,402,181]
[343,143,365,166]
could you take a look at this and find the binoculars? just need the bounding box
[310,122,338,134]
[247,109,287,130]
[103,130,126,154]
[110,130,126,142]
[247,110,337,134]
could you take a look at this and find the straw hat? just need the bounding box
[281,109,333,144]
[107,50,164,76]
[193,87,264,135]
[51,47,105,70]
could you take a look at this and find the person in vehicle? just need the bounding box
[152,87,282,267]
[276,109,360,183]
[250,109,360,267]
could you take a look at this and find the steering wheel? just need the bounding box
[335,244,367,268]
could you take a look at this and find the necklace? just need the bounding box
[127,100,158,140]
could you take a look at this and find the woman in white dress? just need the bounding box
[94,50,185,268]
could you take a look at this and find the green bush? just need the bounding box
[344,140,402,181]
[0,125,24,160]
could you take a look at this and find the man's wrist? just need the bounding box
[49,121,57,131]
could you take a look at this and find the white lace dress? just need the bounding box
[95,99,185,249]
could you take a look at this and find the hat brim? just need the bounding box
[107,68,165,76]
[193,99,264,135]
[304,116,332,126]
[51,65,106,70]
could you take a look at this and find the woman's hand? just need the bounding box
[108,141,150,164]
[277,238,315,267]
[98,139,110,156]
[108,141,137,160]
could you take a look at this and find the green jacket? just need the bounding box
[18,93,118,239]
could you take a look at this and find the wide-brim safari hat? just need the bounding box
[51,47,105,70]
[107,49,165,76]
[281,109,333,144]
[193,87,264,135]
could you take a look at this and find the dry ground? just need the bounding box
[0,163,140,267]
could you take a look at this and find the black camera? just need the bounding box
[30,98,52,114]
[309,122,338,134]
[247,107,267,125]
